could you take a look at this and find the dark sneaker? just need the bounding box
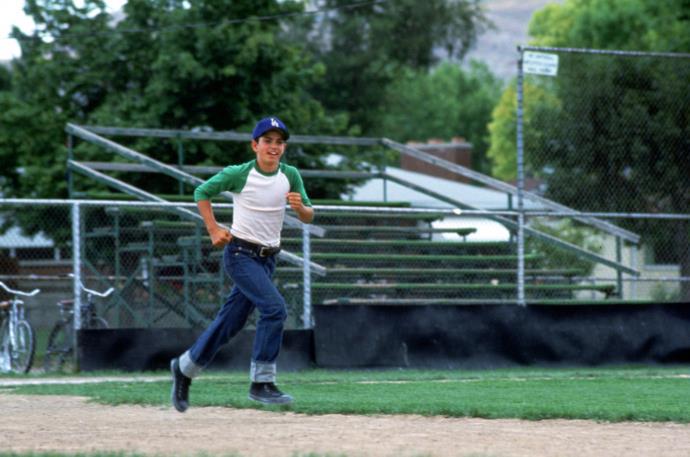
[248,382,293,405]
[170,358,192,413]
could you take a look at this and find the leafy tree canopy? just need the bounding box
[521,0,690,298]
[0,65,11,91]
[375,60,502,174]
[305,0,490,133]
[524,0,689,212]
[489,0,690,185]
[3,0,350,202]
[486,80,560,181]
[529,0,690,52]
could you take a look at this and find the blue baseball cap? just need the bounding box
[252,116,290,141]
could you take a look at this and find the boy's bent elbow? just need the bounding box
[193,188,209,202]
[300,207,315,224]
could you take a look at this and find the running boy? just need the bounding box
[170,116,314,411]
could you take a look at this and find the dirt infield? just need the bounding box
[1,393,689,457]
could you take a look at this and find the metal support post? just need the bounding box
[630,244,638,300]
[516,47,527,307]
[616,236,623,298]
[182,246,191,324]
[177,135,185,195]
[113,210,121,327]
[71,202,82,370]
[67,134,74,197]
[302,223,312,328]
[380,166,388,203]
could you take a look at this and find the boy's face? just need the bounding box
[252,130,286,172]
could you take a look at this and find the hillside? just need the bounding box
[466,0,563,79]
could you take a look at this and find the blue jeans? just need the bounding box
[183,238,287,381]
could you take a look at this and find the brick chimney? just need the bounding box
[400,138,472,183]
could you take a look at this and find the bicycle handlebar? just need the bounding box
[0,281,40,297]
[81,285,114,298]
[67,274,114,298]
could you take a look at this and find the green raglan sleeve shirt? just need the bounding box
[192,161,310,246]
[282,164,312,207]
[193,162,253,202]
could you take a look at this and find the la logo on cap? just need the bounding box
[253,116,289,140]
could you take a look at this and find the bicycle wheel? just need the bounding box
[10,320,35,373]
[43,321,73,372]
[87,316,109,329]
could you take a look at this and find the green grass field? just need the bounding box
[1,365,688,423]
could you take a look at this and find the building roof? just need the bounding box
[0,225,54,249]
[345,166,546,210]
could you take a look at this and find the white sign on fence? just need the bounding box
[523,51,559,76]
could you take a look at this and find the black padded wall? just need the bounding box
[78,328,314,372]
[77,303,690,371]
[312,303,690,368]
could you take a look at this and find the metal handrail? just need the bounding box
[64,123,652,279]
[0,198,684,220]
[66,124,326,238]
[71,124,642,244]
[80,125,381,146]
[67,161,327,277]
[381,138,641,244]
[381,172,639,276]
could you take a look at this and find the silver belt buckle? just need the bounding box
[259,246,280,257]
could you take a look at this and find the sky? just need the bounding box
[0,0,127,61]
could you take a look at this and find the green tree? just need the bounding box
[3,0,350,203]
[305,0,490,133]
[0,65,10,91]
[376,61,502,174]
[527,219,602,275]
[0,0,375,251]
[524,0,690,299]
[486,81,561,181]
[529,0,690,51]
[489,0,690,181]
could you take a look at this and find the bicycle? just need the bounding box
[0,281,40,374]
[43,279,113,372]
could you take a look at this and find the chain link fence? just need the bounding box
[517,46,690,303]
[1,46,688,335]
[0,199,687,339]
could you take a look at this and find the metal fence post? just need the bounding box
[516,46,527,307]
[616,236,623,298]
[71,201,82,370]
[380,165,388,203]
[67,134,74,198]
[176,135,185,196]
[630,244,638,300]
[302,223,312,328]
